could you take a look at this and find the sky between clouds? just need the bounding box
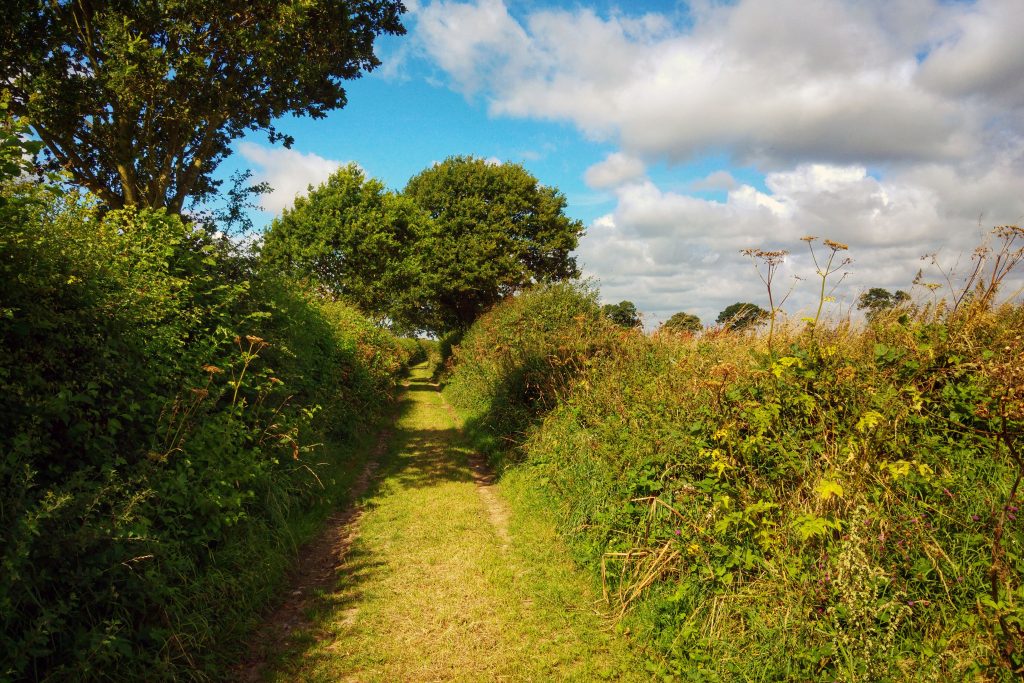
[231,0,1024,327]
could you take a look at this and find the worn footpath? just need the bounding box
[241,364,645,682]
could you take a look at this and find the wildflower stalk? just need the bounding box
[742,248,795,352]
[232,335,269,407]
[803,237,852,335]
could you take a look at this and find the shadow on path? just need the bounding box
[236,365,489,680]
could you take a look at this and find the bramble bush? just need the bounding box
[446,233,1024,680]
[0,176,409,680]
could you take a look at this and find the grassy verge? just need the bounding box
[442,255,1024,680]
[205,406,398,678]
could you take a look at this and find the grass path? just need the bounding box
[252,364,645,681]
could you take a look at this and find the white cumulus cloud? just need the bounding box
[584,152,646,189]
[237,142,343,214]
[411,0,1024,325]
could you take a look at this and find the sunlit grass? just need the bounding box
[264,365,646,681]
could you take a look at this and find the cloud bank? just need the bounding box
[411,0,1024,326]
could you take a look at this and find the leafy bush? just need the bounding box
[0,180,407,680]
[443,282,618,466]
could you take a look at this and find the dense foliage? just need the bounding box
[405,156,584,333]
[446,235,1024,680]
[858,287,911,321]
[261,164,430,329]
[444,283,616,465]
[262,156,585,335]
[662,311,703,334]
[716,301,768,330]
[0,177,411,680]
[0,0,405,211]
[602,300,641,329]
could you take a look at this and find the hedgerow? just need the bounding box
[446,233,1024,680]
[443,282,619,467]
[0,178,409,680]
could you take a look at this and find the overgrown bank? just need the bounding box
[0,179,413,680]
[445,238,1024,680]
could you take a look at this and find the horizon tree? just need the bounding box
[716,302,768,330]
[662,311,702,334]
[857,287,911,321]
[602,300,641,329]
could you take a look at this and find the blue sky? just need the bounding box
[221,0,1024,327]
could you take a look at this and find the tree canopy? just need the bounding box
[0,0,405,212]
[857,287,910,321]
[260,164,429,329]
[261,157,584,335]
[603,301,641,328]
[662,311,702,334]
[404,156,584,332]
[716,302,768,330]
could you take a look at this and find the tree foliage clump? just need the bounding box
[716,301,768,330]
[261,164,430,329]
[263,156,585,336]
[858,287,911,321]
[0,0,406,211]
[602,300,641,329]
[662,311,702,334]
[405,156,584,333]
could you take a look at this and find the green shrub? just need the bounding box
[521,307,1024,680]
[443,282,617,466]
[447,245,1024,679]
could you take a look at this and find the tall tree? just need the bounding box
[0,0,405,212]
[404,156,584,333]
[662,311,702,334]
[602,300,641,329]
[716,302,768,330]
[857,287,910,321]
[261,164,429,329]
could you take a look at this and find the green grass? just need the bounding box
[262,364,647,681]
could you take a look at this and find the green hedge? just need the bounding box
[0,180,408,680]
[447,281,1024,680]
[443,282,618,467]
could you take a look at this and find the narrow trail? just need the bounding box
[244,364,644,682]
